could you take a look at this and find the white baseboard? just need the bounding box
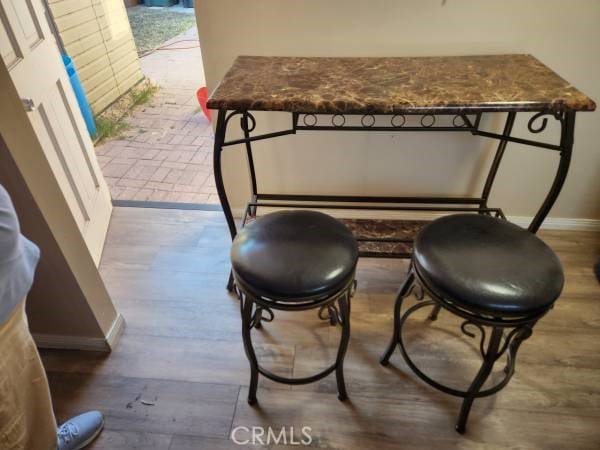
[232,207,600,231]
[105,312,126,350]
[508,216,600,231]
[33,313,126,352]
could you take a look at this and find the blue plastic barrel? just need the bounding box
[62,54,96,138]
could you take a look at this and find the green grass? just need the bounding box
[94,81,158,143]
[131,82,159,106]
[95,116,129,143]
[127,6,197,55]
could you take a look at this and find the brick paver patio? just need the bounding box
[95,27,218,204]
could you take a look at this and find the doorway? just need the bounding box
[96,1,217,207]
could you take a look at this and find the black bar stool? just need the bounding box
[380,214,564,433]
[231,210,358,404]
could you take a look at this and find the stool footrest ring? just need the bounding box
[380,267,541,433]
[397,300,519,399]
[237,272,355,404]
[258,364,336,385]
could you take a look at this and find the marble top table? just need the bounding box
[207,54,595,114]
[208,54,595,277]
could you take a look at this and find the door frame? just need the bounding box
[0,60,123,351]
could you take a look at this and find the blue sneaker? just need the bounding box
[57,411,104,450]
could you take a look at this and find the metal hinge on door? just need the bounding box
[21,98,36,112]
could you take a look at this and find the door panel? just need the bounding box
[36,100,89,227]
[9,0,43,47]
[0,0,112,264]
[0,4,19,67]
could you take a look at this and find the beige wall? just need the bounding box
[49,0,143,113]
[197,0,599,221]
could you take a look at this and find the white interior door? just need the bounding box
[0,0,112,264]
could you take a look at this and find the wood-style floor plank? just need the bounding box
[48,372,239,440]
[168,435,269,450]
[42,207,600,449]
[232,386,599,450]
[43,334,295,389]
[81,430,173,450]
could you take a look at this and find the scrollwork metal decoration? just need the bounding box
[303,113,317,126]
[319,279,356,325]
[250,305,274,329]
[421,114,436,127]
[527,111,563,134]
[349,279,358,298]
[319,303,343,326]
[391,114,406,127]
[453,115,467,128]
[332,114,346,127]
[294,112,481,130]
[461,320,487,358]
[242,112,256,132]
[460,319,535,364]
[494,326,522,360]
[361,114,376,127]
[408,281,425,301]
[224,110,257,133]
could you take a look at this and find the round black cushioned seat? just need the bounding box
[413,214,564,318]
[231,210,359,300]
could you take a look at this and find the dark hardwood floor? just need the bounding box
[41,207,600,449]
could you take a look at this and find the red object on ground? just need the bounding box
[196,87,212,122]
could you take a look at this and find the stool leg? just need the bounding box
[428,304,442,321]
[327,305,338,326]
[503,324,533,375]
[253,307,263,329]
[241,297,260,405]
[456,326,503,434]
[227,270,235,292]
[318,304,339,326]
[380,271,415,365]
[335,291,351,401]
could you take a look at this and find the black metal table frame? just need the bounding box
[212,108,575,287]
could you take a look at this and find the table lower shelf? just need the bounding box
[243,215,427,258]
[339,218,427,258]
[242,201,505,259]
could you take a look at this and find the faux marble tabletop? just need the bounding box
[207,55,595,114]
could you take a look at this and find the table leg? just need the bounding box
[528,111,575,233]
[242,112,258,217]
[213,109,237,239]
[213,109,238,291]
[480,112,516,209]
